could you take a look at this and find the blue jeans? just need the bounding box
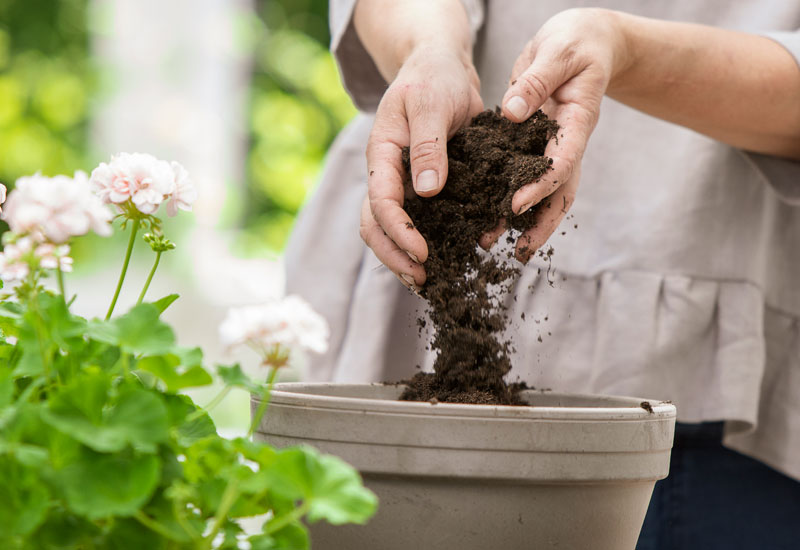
[637,422,800,550]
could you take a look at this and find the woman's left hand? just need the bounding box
[498,8,629,261]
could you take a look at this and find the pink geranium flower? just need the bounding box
[90,153,196,216]
[1,172,113,243]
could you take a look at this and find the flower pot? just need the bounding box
[252,383,676,550]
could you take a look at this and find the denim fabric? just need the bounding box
[637,422,800,550]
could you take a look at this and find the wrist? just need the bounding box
[355,0,474,82]
[605,11,645,96]
[402,40,476,78]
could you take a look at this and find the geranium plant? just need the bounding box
[0,156,377,549]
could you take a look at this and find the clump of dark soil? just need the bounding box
[399,109,558,405]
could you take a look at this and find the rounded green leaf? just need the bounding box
[58,450,161,520]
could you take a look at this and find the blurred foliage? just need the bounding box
[241,0,356,255]
[0,0,92,189]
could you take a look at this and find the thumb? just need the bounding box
[501,48,572,122]
[407,106,451,197]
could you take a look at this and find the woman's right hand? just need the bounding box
[359,47,484,291]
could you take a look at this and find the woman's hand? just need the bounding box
[499,9,628,261]
[498,7,800,262]
[359,47,484,289]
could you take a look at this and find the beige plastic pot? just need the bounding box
[252,383,676,550]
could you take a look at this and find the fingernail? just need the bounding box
[399,273,422,294]
[518,201,534,215]
[407,251,420,263]
[506,96,528,120]
[416,170,438,193]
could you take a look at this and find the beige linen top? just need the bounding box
[285,0,800,479]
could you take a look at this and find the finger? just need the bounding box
[478,219,507,250]
[515,169,578,262]
[366,98,429,262]
[501,44,578,123]
[511,101,594,214]
[360,197,427,287]
[509,40,536,85]
[406,96,451,197]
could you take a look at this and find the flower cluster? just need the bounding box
[0,237,72,283]
[0,153,197,292]
[1,172,112,243]
[220,295,329,366]
[0,173,112,283]
[90,152,197,216]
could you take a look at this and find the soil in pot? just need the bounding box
[400,109,558,406]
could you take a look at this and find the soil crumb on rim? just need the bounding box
[398,109,558,406]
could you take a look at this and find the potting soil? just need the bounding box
[399,109,558,405]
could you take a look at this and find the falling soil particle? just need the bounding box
[399,109,558,405]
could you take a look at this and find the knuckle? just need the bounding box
[409,139,442,166]
[520,72,550,102]
[550,154,576,179]
[359,213,374,244]
[369,196,396,218]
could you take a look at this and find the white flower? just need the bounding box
[90,152,176,215]
[35,243,73,273]
[0,238,74,282]
[166,161,197,217]
[1,172,113,243]
[219,295,329,362]
[0,237,33,282]
[0,183,6,213]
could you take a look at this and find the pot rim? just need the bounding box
[263,382,676,422]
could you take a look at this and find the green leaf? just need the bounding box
[151,293,179,314]
[58,449,161,520]
[89,304,175,355]
[0,456,50,536]
[137,350,213,393]
[0,315,19,339]
[105,517,169,550]
[42,378,170,453]
[26,507,101,550]
[0,441,49,467]
[265,446,377,526]
[163,394,216,447]
[134,491,198,543]
[0,369,14,409]
[38,293,87,350]
[250,522,309,550]
[0,302,22,317]
[218,364,262,393]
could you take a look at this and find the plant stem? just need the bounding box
[203,479,239,549]
[263,501,311,536]
[185,385,233,424]
[56,264,65,298]
[136,250,162,305]
[248,367,280,437]
[106,219,139,320]
[133,510,179,540]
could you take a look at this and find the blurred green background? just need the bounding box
[0,0,92,188]
[0,0,356,255]
[240,0,356,254]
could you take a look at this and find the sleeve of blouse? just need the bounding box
[329,0,485,112]
[745,30,800,206]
